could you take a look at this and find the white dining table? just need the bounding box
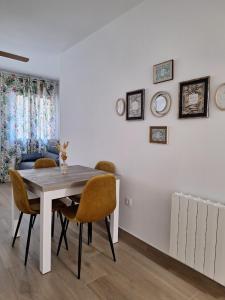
[11,165,120,274]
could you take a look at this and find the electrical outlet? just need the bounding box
[124,197,133,207]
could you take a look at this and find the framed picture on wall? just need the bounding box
[126,89,145,120]
[179,76,210,118]
[149,126,168,144]
[153,60,174,84]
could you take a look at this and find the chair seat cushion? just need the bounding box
[29,198,41,212]
[29,198,67,213]
[61,205,79,221]
[69,194,81,203]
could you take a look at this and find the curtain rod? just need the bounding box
[0,69,59,85]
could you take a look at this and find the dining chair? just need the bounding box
[88,161,116,243]
[34,158,58,237]
[9,169,68,265]
[95,161,116,174]
[70,161,116,205]
[57,174,116,279]
[69,160,116,244]
[34,158,57,169]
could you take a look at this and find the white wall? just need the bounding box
[0,52,60,80]
[60,0,225,254]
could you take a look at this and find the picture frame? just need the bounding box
[149,126,168,144]
[126,89,145,120]
[179,76,210,118]
[215,83,225,110]
[153,60,174,84]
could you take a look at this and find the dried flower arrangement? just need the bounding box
[57,141,69,164]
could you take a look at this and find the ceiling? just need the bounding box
[0,0,143,79]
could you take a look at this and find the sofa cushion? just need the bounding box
[43,151,59,166]
[19,161,35,170]
[21,152,43,162]
[46,139,59,154]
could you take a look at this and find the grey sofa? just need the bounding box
[17,139,59,170]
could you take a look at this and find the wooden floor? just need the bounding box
[1,183,225,300]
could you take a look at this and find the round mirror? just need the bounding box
[116,98,125,116]
[150,91,171,117]
[155,95,167,112]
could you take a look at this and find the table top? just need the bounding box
[18,165,116,192]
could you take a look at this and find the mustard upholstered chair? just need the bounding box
[34,158,57,169]
[69,161,116,244]
[34,158,58,237]
[88,161,116,244]
[70,161,116,205]
[9,169,67,265]
[57,174,116,279]
[95,161,116,173]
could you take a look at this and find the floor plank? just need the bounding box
[1,183,225,300]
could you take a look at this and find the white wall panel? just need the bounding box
[194,201,207,273]
[186,197,197,268]
[204,202,218,279]
[169,193,180,258]
[214,206,225,285]
[177,195,188,263]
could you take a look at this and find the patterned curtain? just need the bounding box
[0,72,58,182]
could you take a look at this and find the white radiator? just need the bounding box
[170,192,225,286]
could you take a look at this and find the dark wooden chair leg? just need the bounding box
[51,211,55,237]
[77,223,83,279]
[66,218,69,231]
[24,214,34,266]
[57,217,67,256]
[90,223,92,243]
[12,212,23,247]
[58,212,68,250]
[64,217,70,237]
[88,222,92,245]
[32,214,36,228]
[105,217,116,262]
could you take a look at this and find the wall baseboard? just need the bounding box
[95,221,225,293]
[118,227,225,292]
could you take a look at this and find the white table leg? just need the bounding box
[11,188,20,237]
[40,191,52,274]
[110,179,120,243]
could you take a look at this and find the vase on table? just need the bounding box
[57,141,69,175]
[61,160,68,174]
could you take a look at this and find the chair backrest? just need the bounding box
[95,161,116,174]
[76,174,116,223]
[34,158,57,169]
[9,170,33,214]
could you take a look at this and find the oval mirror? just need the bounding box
[116,98,125,116]
[215,83,225,110]
[150,91,171,117]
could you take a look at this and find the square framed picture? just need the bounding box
[153,59,174,84]
[126,89,145,120]
[149,126,168,144]
[179,76,209,118]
